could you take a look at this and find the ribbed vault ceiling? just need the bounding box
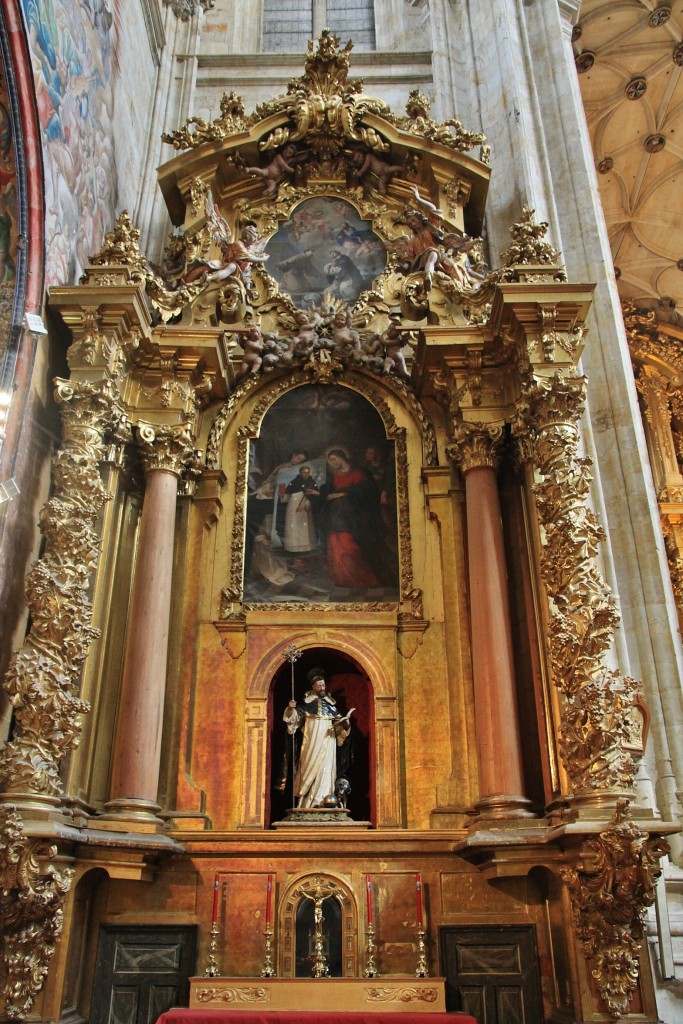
[575,0,683,318]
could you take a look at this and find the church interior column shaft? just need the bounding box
[462,459,528,813]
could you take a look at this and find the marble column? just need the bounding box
[451,424,531,819]
[102,422,195,828]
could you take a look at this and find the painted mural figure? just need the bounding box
[283,669,354,808]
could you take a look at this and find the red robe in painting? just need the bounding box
[323,468,381,588]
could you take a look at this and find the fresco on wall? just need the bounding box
[244,384,399,604]
[22,0,118,285]
[264,197,386,307]
[0,64,18,369]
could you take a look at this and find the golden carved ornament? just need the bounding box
[365,988,438,1004]
[446,421,505,473]
[136,421,200,478]
[513,371,640,794]
[162,91,254,151]
[498,206,567,282]
[0,808,74,1020]
[561,799,669,1017]
[0,379,121,796]
[384,89,487,157]
[255,31,390,160]
[196,987,268,1004]
[87,211,148,280]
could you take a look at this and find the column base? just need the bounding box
[469,794,537,825]
[98,797,167,834]
[0,791,69,825]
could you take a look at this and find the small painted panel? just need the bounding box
[148,986,179,1023]
[495,986,524,1023]
[264,197,386,307]
[245,384,398,603]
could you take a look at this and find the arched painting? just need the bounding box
[244,384,399,604]
[264,197,386,307]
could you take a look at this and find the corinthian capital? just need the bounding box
[446,421,504,473]
[137,421,199,477]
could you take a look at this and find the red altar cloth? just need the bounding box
[158,1011,477,1024]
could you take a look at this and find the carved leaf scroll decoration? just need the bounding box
[0,808,74,1020]
[0,380,121,796]
[562,800,669,1017]
[515,371,639,795]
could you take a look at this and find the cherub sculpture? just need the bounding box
[242,143,300,197]
[349,148,404,194]
[236,325,265,379]
[330,308,362,361]
[382,315,416,380]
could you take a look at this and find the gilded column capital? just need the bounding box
[446,421,504,473]
[137,421,200,478]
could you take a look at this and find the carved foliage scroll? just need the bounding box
[0,379,120,796]
[562,800,669,1017]
[515,372,638,794]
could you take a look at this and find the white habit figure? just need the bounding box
[283,670,354,808]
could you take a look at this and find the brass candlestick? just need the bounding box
[415,927,428,977]
[204,921,220,977]
[364,923,378,977]
[261,927,276,977]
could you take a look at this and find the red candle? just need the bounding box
[211,874,220,925]
[266,874,273,927]
[366,874,373,927]
[415,873,423,928]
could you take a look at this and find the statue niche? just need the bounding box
[268,648,374,827]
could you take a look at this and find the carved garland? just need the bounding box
[514,371,639,795]
[0,379,121,796]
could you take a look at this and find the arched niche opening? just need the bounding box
[267,646,375,827]
[280,873,358,978]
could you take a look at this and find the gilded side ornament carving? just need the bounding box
[562,800,669,1017]
[0,379,120,795]
[498,206,567,282]
[162,91,253,150]
[514,371,639,794]
[384,89,487,156]
[0,808,74,1020]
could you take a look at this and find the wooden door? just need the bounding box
[90,925,197,1024]
[440,925,545,1024]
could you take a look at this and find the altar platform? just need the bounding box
[183,977,468,1017]
[161,1010,477,1024]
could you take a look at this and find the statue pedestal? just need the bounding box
[273,808,371,828]
[189,976,447,1012]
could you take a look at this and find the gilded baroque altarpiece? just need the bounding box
[0,32,674,1024]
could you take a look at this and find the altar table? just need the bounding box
[158,1011,478,1024]
[188,977,449,1014]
